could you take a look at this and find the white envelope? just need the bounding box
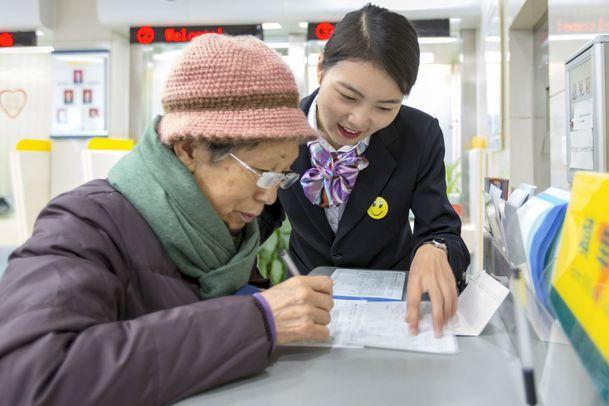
[449,270,510,336]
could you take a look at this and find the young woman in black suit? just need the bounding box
[259,4,470,337]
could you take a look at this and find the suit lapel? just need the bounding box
[289,89,400,246]
[300,89,318,112]
[333,124,399,244]
[284,143,335,242]
[282,88,333,241]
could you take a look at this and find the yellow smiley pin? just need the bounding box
[367,196,389,220]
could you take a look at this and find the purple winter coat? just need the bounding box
[0,180,274,405]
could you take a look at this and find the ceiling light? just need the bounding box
[0,46,54,54]
[418,37,457,44]
[262,23,282,30]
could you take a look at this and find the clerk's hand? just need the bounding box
[405,244,457,337]
[260,275,333,345]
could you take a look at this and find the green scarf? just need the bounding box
[108,117,260,299]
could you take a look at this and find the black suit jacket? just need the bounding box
[259,90,470,283]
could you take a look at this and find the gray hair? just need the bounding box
[205,140,261,162]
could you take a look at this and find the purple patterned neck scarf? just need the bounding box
[300,140,369,208]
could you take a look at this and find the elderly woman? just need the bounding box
[0,35,333,405]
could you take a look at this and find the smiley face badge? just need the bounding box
[367,196,389,220]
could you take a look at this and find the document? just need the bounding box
[570,128,594,149]
[286,300,365,349]
[570,149,594,170]
[287,300,459,354]
[353,301,459,354]
[286,269,507,353]
[572,99,593,131]
[507,188,531,209]
[448,270,510,336]
[331,268,405,301]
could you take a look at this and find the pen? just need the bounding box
[278,250,302,277]
[511,266,537,405]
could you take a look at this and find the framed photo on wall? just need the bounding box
[51,50,109,137]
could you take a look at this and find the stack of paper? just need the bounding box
[286,269,509,354]
[289,300,459,353]
[352,301,459,354]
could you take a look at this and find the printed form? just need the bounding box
[287,300,458,353]
[331,268,405,300]
[286,269,508,354]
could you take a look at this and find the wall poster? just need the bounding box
[51,50,108,137]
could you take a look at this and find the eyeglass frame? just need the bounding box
[226,153,300,189]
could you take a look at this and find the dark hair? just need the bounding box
[321,3,420,95]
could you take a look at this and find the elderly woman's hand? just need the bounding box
[260,276,334,345]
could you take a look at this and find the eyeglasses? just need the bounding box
[227,153,300,189]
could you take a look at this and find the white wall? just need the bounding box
[53,0,130,139]
[408,63,460,163]
[508,29,536,187]
[0,0,131,243]
[0,54,53,197]
[506,0,551,190]
[476,0,510,179]
[49,0,131,197]
[461,29,478,152]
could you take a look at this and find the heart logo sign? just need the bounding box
[0,89,28,119]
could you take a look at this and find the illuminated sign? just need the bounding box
[556,17,609,34]
[307,22,336,41]
[306,19,450,42]
[411,19,450,37]
[130,25,263,44]
[0,31,36,47]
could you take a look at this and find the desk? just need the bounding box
[177,268,529,406]
[177,314,526,406]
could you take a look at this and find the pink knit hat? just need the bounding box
[158,34,318,144]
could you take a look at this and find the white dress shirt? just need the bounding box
[306,95,370,234]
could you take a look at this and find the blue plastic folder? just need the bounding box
[518,188,569,309]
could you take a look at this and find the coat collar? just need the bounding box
[299,88,319,113]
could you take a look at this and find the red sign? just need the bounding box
[556,17,609,34]
[135,26,155,44]
[130,25,262,44]
[308,22,335,41]
[0,32,15,47]
[0,31,36,47]
[164,27,223,43]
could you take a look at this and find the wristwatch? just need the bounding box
[422,238,448,255]
[421,238,467,292]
